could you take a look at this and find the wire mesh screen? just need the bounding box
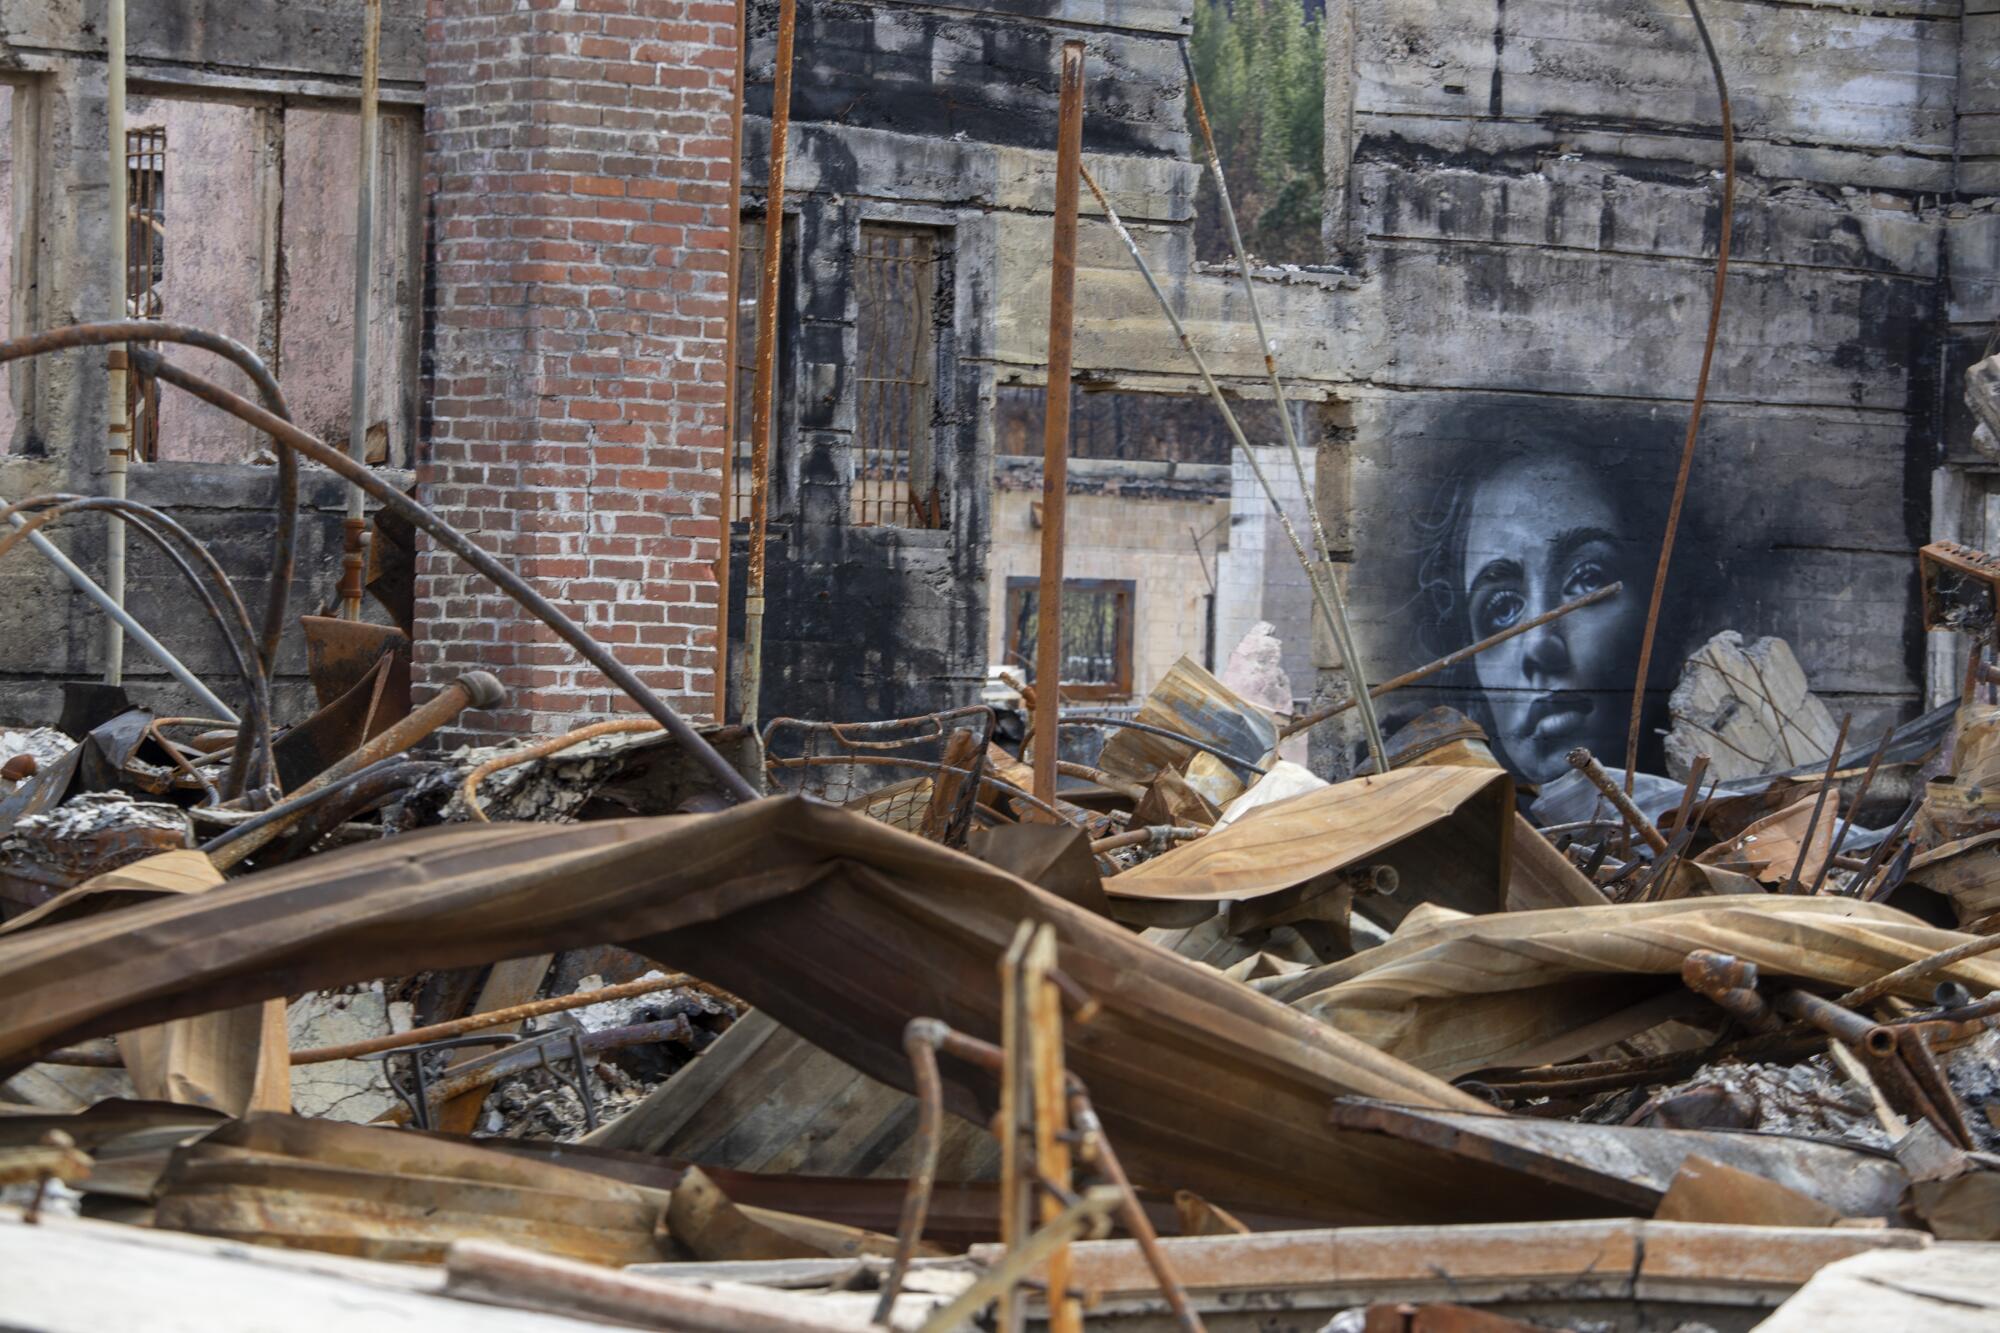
[126,125,166,462]
[762,707,994,848]
[854,225,944,529]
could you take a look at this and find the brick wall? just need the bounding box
[417,0,736,739]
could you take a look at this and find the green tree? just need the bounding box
[1189,0,1324,265]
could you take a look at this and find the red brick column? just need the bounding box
[417,0,736,739]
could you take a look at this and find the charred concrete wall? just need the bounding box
[0,0,426,727]
[1327,0,1968,783]
[729,0,1196,724]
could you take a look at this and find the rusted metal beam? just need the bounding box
[740,0,798,732]
[1032,41,1086,807]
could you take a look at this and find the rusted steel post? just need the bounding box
[104,0,129,683]
[714,0,747,724]
[1033,41,1086,807]
[997,923,1036,1333]
[1026,927,1081,1333]
[340,0,383,621]
[1565,747,1670,854]
[740,0,797,731]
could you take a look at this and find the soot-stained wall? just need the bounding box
[729,0,1196,724]
[1312,0,1979,782]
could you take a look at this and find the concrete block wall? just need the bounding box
[419,0,737,739]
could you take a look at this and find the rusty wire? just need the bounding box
[461,719,663,823]
[1623,0,1735,793]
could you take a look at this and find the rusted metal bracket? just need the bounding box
[1921,541,2000,641]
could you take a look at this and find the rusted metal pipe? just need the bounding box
[1782,713,1848,893]
[1624,0,1734,791]
[210,671,506,868]
[740,0,799,731]
[117,346,758,805]
[104,0,129,685]
[874,1018,950,1326]
[1033,42,1087,808]
[1089,825,1205,856]
[1180,41,1385,771]
[1839,929,2000,1010]
[1565,748,1669,854]
[341,0,384,621]
[1680,949,1781,1033]
[1282,583,1621,739]
[1067,1087,1205,1333]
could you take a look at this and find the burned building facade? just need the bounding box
[0,0,1991,776]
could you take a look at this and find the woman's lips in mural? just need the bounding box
[1525,692,1593,743]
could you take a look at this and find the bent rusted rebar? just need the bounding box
[0,322,299,671]
[1623,0,1735,790]
[124,344,756,804]
[878,1018,1204,1333]
[0,493,277,796]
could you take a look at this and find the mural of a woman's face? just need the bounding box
[1460,455,1643,784]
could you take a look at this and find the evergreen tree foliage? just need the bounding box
[1188,0,1325,265]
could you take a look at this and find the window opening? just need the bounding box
[1003,576,1136,700]
[126,124,165,461]
[854,224,944,528]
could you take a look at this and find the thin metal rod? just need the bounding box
[0,494,234,720]
[1281,582,1621,739]
[298,973,715,1064]
[1809,721,1894,897]
[1565,747,1669,854]
[109,344,758,804]
[1034,43,1087,808]
[1179,41,1384,771]
[463,718,660,822]
[341,0,383,620]
[1079,166,1384,772]
[740,0,798,732]
[104,0,129,683]
[714,0,748,725]
[873,1020,948,1326]
[1839,930,2000,1010]
[1623,0,1733,791]
[1853,794,1921,902]
[1782,713,1849,894]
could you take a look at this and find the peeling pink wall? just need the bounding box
[279,107,418,466]
[130,94,264,464]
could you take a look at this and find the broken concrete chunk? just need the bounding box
[1664,632,1840,782]
[286,988,414,1124]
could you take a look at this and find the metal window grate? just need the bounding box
[854,225,944,529]
[126,125,165,461]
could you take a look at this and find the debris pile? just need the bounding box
[2,294,1999,1333]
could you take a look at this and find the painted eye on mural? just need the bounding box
[1563,560,1610,599]
[1474,589,1526,635]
